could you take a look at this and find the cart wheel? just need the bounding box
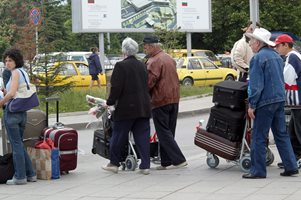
[206,154,219,168]
[266,147,274,166]
[125,155,137,171]
[240,156,251,173]
[121,162,126,171]
[91,148,96,154]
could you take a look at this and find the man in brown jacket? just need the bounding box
[143,36,187,170]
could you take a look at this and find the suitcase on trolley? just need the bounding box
[206,105,246,142]
[194,128,240,160]
[92,128,110,159]
[213,81,248,109]
[42,97,78,173]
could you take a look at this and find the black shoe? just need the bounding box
[280,170,299,176]
[277,162,284,169]
[278,161,301,169]
[242,173,266,179]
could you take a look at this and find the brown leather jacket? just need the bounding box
[146,50,180,108]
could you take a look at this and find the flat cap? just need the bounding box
[143,36,160,44]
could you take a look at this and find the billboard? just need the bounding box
[72,0,211,33]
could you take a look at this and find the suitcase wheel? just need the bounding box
[206,153,219,168]
[240,156,251,173]
[125,155,137,171]
[266,147,274,166]
[91,148,96,154]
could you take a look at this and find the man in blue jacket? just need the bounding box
[243,28,298,179]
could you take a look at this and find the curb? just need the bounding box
[64,108,211,131]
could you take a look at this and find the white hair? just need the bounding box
[122,37,138,56]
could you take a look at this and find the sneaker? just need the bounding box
[280,169,299,177]
[6,177,27,185]
[139,169,150,175]
[102,163,118,173]
[156,165,167,170]
[27,175,37,182]
[173,161,188,169]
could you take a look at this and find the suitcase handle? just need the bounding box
[217,88,235,94]
[45,97,60,127]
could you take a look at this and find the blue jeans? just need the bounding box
[110,118,150,169]
[250,102,297,177]
[4,110,36,180]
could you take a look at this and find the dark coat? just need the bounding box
[107,56,151,121]
[88,53,102,75]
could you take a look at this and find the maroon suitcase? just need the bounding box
[194,128,240,160]
[42,97,78,172]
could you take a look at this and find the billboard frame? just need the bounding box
[72,0,212,33]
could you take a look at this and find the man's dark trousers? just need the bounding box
[152,103,186,167]
[289,109,301,159]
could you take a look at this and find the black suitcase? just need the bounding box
[213,81,248,109]
[92,129,110,159]
[207,106,246,142]
[194,128,240,160]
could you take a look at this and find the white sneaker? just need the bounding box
[102,163,118,173]
[156,165,167,170]
[6,177,27,185]
[139,169,150,175]
[27,175,37,182]
[171,161,188,169]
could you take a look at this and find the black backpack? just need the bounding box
[0,153,14,184]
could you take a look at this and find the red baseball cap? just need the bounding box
[275,34,293,45]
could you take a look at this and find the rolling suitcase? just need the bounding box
[206,106,246,142]
[23,109,47,148]
[213,81,248,109]
[92,128,110,159]
[42,97,78,173]
[2,109,47,154]
[194,128,240,160]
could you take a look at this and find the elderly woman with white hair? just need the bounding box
[102,37,151,175]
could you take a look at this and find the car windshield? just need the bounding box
[175,58,185,68]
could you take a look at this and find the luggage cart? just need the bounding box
[195,112,274,173]
[87,95,159,171]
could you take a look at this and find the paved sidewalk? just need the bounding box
[1,96,300,200]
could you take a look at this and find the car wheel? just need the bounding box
[182,78,193,86]
[225,75,234,81]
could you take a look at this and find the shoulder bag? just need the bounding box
[8,69,40,112]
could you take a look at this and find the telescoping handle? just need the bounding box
[45,96,60,127]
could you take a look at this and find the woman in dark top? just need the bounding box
[88,47,102,88]
[102,37,151,175]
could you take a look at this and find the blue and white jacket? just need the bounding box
[283,50,301,105]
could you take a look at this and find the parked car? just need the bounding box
[171,49,223,67]
[32,52,112,71]
[176,56,238,86]
[33,61,106,87]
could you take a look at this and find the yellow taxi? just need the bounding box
[176,56,238,86]
[171,49,223,67]
[33,61,106,87]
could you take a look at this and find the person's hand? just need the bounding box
[248,107,255,119]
